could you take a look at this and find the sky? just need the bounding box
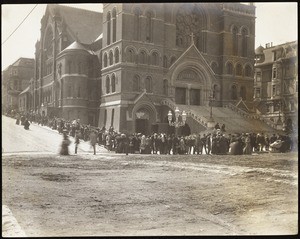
[1,3,298,70]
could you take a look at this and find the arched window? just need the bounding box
[232,26,238,56]
[242,28,248,57]
[231,85,237,100]
[211,62,218,74]
[170,56,176,65]
[127,48,135,63]
[115,48,120,63]
[226,62,233,75]
[245,65,252,77]
[146,11,153,42]
[78,62,82,74]
[134,8,141,41]
[68,86,72,97]
[240,86,246,100]
[109,50,114,65]
[236,64,243,76]
[163,55,168,68]
[139,51,147,64]
[107,12,111,45]
[151,52,159,66]
[111,74,116,93]
[145,77,152,93]
[104,53,108,67]
[106,76,110,94]
[163,79,168,95]
[133,75,141,92]
[78,86,81,98]
[112,8,117,43]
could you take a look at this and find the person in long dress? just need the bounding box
[60,130,71,155]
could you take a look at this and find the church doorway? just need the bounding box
[175,87,186,104]
[190,89,200,105]
[136,119,149,135]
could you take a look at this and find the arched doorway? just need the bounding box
[134,108,153,135]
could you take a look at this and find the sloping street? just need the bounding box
[2,116,298,236]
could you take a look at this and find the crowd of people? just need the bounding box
[8,110,296,156]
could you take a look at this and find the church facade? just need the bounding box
[100,3,256,134]
[29,3,256,134]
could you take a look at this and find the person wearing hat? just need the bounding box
[90,130,97,155]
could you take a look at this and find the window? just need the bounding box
[163,79,168,95]
[109,51,113,65]
[273,68,277,79]
[139,51,147,64]
[145,77,152,93]
[232,26,238,56]
[112,8,117,43]
[127,49,135,63]
[106,76,110,94]
[245,65,252,77]
[256,72,261,81]
[104,53,108,67]
[241,28,248,57]
[236,64,243,76]
[290,101,294,111]
[272,85,276,96]
[68,61,72,74]
[134,8,141,41]
[78,62,82,74]
[115,48,119,63]
[226,62,233,75]
[133,75,141,92]
[107,12,111,45]
[77,87,81,98]
[151,52,159,66]
[68,86,72,97]
[255,88,261,98]
[146,11,153,42]
[111,74,116,93]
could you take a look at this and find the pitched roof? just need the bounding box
[48,4,103,44]
[60,41,94,55]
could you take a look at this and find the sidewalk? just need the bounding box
[2,205,27,237]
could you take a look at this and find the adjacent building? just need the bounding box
[254,41,298,132]
[2,58,34,115]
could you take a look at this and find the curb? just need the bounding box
[2,205,27,237]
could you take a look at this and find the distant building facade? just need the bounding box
[2,58,34,114]
[254,41,298,132]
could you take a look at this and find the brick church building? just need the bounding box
[31,3,261,134]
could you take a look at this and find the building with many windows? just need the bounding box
[2,58,34,115]
[254,41,298,132]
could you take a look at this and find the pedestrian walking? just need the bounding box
[24,119,30,130]
[90,130,97,155]
[74,130,81,154]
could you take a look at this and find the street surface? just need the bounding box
[2,115,298,236]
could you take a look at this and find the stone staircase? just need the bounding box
[161,99,279,133]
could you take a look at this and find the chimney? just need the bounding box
[271,42,273,47]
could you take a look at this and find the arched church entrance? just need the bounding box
[134,106,156,135]
[174,68,207,106]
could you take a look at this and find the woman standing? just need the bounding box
[60,130,71,155]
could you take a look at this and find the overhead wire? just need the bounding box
[2,4,38,46]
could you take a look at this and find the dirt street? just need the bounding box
[2,116,298,236]
[2,152,298,236]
